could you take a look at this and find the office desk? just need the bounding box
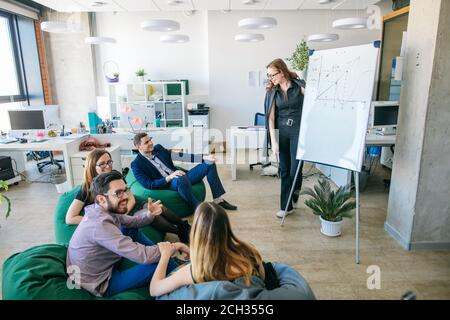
[229,126,267,181]
[0,128,208,188]
[0,135,88,189]
[365,132,396,146]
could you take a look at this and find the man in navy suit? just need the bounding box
[131,133,237,211]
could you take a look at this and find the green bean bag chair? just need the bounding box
[2,244,151,300]
[54,186,165,246]
[125,168,206,218]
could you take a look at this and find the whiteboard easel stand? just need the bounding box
[280,161,361,264]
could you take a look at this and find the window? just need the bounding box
[0,11,25,103]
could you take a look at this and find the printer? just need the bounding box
[187,103,209,115]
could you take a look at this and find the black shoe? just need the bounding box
[218,199,237,211]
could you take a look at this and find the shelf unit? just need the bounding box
[107,81,187,130]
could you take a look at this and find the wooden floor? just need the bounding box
[1,151,449,300]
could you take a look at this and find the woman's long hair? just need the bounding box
[189,202,263,287]
[266,58,298,91]
[81,149,111,202]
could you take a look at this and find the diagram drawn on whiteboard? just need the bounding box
[308,51,375,110]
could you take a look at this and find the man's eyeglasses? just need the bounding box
[96,160,114,169]
[104,187,131,198]
[267,71,280,79]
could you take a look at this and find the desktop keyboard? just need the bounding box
[0,138,18,144]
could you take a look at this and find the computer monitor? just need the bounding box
[28,105,61,128]
[8,110,46,130]
[371,101,399,129]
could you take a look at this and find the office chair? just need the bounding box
[31,151,64,173]
[249,112,272,171]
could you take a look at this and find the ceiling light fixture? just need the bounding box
[85,36,116,45]
[307,33,339,42]
[234,33,264,42]
[90,1,108,7]
[243,0,256,5]
[238,17,277,29]
[160,34,189,43]
[41,21,83,33]
[167,0,183,5]
[140,19,180,32]
[332,17,368,29]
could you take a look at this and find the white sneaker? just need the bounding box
[276,209,294,218]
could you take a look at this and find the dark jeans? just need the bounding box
[278,125,303,211]
[104,228,178,297]
[169,162,225,209]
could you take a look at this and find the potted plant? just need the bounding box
[0,180,11,223]
[135,69,147,82]
[106,72,119,83]
[287,39,310,80]
[301,179,355,237]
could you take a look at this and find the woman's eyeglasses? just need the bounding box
[267,71,280,79]
[104,187,130,199]
[96,160,114,169]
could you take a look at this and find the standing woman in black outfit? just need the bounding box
[264,58,306,218]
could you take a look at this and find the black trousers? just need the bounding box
[278,125,304,211]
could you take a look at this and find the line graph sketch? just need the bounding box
[306,48,377,110]
[297,44,379,172]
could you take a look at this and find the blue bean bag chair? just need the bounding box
[1,244,150,300]
[125,168,206,218]
[157,262,316,300]
[53,186,165,246]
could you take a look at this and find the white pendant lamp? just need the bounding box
[160,34,189,43]
[332,17,368,29]
[307,33,339,42]
[85,36,116,45]
[238,17,277,30]
[234,33,264,43]
[41,21,83,33]
[141,19,180,32]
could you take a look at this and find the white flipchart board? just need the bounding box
[297,44,379,172]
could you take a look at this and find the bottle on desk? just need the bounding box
[78,122,87,134]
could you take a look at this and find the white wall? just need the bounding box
[94,8,388,140]
[95,10,209,100]
[42,12,96,130]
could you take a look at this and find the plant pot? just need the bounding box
[106,76,119,83]
[320,216,343,237]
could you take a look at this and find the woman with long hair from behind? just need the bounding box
[150,202,267,297]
